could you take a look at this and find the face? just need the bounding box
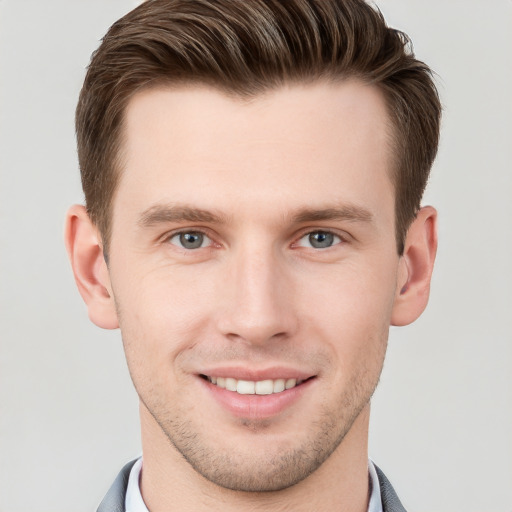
[107,81,401,491]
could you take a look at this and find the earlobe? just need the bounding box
[391,206,438,326]
[64,205,119,329]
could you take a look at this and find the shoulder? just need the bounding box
[96,459,138,512]
[374,464,407,512]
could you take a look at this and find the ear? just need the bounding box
[391,206,438,326]
[64,204,119,329]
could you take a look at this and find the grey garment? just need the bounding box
[374,465,407,512]
[97,460,135,512]
[97,459,407,512]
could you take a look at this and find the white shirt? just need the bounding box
[125,458,147,512]
[125,457,383,512]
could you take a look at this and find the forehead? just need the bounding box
[122,80,392,160]
[115,80,394,225]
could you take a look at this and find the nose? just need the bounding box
[217,244,298,346]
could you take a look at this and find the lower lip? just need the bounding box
[200,377,315,420]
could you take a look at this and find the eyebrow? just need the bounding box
[138,204,227,227]
[137,202,374,228]
[291,205,374,224]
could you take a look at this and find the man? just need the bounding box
[65,0,440,510]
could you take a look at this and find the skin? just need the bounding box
[66,80,437,512]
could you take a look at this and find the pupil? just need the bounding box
[309,232,333,248]
[180,232,203,249]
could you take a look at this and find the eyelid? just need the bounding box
[160,227,220,247]
[157,226,351,250]
[171,231,211,249]
[291,228,351,250]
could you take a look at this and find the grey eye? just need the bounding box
[170,231,210,249]
[309,232,334,248]
[298,231,341,249]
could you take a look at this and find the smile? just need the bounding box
[204,375,304,395]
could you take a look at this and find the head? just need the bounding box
[67,0,440,501]
[76,0,440,257]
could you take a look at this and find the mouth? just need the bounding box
[199,374,313,395]
[198,371,317,419]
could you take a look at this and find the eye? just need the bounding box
[297,231,342,249]
[169,231,211,250]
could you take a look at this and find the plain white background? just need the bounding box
[0,1,510,511]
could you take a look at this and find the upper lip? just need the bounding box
[198,366,315,381]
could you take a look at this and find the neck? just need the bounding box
[139,403,371,512]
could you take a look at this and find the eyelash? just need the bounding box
[162,228,348,251]
[293,230,344,249]
[163,229,217,251]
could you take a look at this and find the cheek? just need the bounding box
[111,264,217,381]
[113,254,214,321]
[299,253,398,322]
[297,257,397,369]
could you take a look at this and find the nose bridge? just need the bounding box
[219,239,296,344]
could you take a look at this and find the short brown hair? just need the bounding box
[76,0,441,254]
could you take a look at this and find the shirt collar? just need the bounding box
[125,457,148,512]
[368,459,384,512]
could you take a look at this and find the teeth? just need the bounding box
[208,376,303,395]
[285,378,297,389]
[237,380,255,394]
[273,379,285,393]
[255,379,273,395]
[225,377,237,392]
